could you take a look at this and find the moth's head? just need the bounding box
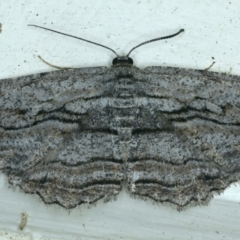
[112,56,133,66]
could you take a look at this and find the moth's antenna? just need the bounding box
[28,24,119,57]
[126,29,184,57]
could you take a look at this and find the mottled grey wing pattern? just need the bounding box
[0,64,240,209]
[0,67,126,208]
[127,66,240,208]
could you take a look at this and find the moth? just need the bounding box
[0,26,240,210]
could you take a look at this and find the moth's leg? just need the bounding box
[37,55,74,70]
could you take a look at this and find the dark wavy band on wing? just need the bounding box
[127,118,240,207]
[127,160,239,208]
[0,119,124,208]
[7,162,123,209]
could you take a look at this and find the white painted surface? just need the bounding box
[0,0,240,239]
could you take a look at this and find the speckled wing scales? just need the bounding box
[1,65,240,209]
[127,67,240,208]
[0,68,124,209]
